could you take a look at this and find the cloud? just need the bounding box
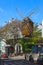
[0,8,4,12]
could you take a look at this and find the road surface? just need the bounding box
[1,59,38,65]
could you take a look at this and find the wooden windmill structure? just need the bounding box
[16,7,39,37]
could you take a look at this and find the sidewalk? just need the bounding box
[9,54,25,60]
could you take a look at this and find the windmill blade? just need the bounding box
[16,8,24,18]
[27,7,39,17]
[16,7,39,20]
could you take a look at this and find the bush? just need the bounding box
[6,39,13,44]
[6,37,43,53]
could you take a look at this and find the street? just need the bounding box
[1,59,38,65]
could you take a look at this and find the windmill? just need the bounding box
[16,7,39,37]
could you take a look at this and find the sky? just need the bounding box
[0,0,43,27]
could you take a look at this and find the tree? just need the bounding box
[33,23,41,38]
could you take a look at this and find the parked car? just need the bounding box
[37,54,43,65]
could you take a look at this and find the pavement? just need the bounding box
[8,54,25,60]
[1,59,38,65]
[0,55,38,65]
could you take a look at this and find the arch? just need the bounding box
[15,43,23,55]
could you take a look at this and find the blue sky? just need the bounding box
[0,0,43,26]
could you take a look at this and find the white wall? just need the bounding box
[42,20,43,37]
[1,40,6,53]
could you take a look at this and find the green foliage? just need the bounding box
[6,39,13,44]
[16,38,34,53]
[25,48,32,53]
[6,36,43,53]
[33,23,41,37]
